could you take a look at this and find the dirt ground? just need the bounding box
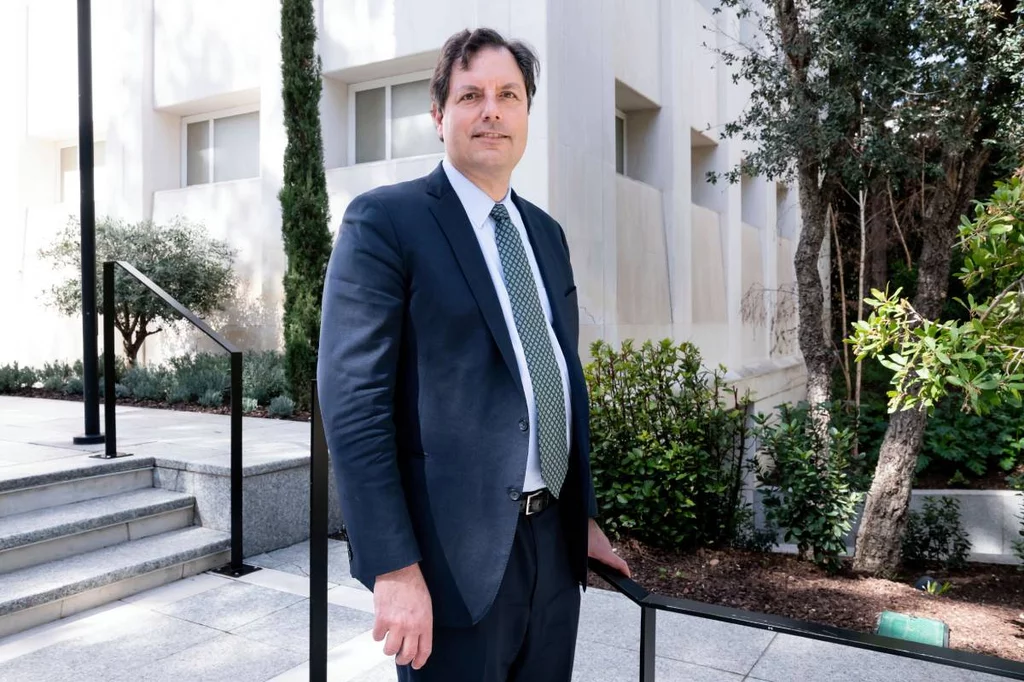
[592,539,1024,663]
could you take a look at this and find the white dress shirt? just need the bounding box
[441,157,573,494]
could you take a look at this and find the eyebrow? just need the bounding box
[455,83,524,93]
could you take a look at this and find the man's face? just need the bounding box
[433,46,529,182]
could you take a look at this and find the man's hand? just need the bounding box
[587,518,631,578]
[372,563,433,669]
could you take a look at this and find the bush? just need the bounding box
[243,351,288,405]
[585,339,749,550]
[198,388,224,407]
[731,504,778,553]
[167,353,230,403]
[63,377,84,396]
[901,496,972,571]
[752,402,864,573]
[0,363,38,392]
[122,366,172,401]
[269,395,295,418]
[39,362,74,391]
[242,397,259,414]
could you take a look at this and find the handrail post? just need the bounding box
[640,604,657,682]
[230,351,244,570]
[310,381,328,681]
[103,262,116,457]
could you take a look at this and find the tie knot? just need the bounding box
[490,203,511,224]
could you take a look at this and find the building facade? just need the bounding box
[0,0,807,412]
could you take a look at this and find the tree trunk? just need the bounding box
[795,165,834,431]
[853,153,988,575]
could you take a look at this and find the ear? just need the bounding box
[431,102,444,142]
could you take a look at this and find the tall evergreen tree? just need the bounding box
[279,0,332,409]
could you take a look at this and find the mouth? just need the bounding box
[473,132,509,140]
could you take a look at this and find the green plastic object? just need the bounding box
[876,611,950,648]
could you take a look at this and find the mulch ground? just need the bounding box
[592,539,1024,663]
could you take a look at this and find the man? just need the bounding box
[317,27,630,681]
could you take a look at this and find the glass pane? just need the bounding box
[355,87,386,163]
[187,121,211,186]
[391,79,443,159]
[615,116,625,175]
[213,111,260,182]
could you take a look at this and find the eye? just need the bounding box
[460,92,477,102]
[502,91,519,99]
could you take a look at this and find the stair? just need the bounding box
[0,459,230,638]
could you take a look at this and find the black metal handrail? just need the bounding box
[308,384,1023,680]
[102,260,256,577]
[588,559,1024,680]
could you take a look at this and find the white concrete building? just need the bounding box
[1,0,806,411]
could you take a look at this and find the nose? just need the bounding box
[481,91,502,120]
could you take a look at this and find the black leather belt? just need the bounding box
[519,488,553,516]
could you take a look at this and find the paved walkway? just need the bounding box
[0,396,1013,681]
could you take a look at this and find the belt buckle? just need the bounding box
[523,489,545,516]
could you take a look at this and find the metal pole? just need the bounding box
[73,0,103,446]
[102,263,116,456]
[310,381,328,681]
[640,605,657,682]
[230,351,244,569]
[214,352,258,577]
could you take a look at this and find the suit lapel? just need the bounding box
[512,191,572,363]
[427,167,524,397]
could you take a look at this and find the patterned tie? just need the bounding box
[490,202,569,497]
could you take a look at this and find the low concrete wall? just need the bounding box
[754,487,1023,565]
[154,455,344,558]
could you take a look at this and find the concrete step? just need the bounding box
[0,488,196,574]
[0,526,230,638]
[0,458,154,517]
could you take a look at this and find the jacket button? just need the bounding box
[518,418,529,432]
[509,489,521,501]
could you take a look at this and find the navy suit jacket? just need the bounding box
[317,162,598,627]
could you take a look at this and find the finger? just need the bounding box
[396,632,419,667]
[372,616,388,643]
[412,629,433,669]
[383,630,404,657]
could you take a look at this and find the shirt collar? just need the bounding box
[442,157,515,231]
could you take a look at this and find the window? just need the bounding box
[615,110,627,175]
[350,72,444,164]
[182,107,260,186]
[59,142,107,204]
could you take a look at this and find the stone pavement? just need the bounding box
[0,396,1013,681]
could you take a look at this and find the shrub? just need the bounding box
[901,496,972,571]
[198,388,224,407]
[585,339,749,550]
[167,384,191,405]
[0,363,38,392]
[63,377,84,396]
[752,402,864,573]
[269,395,295,418]
[74,355,127,384]
[167,353,230,403]
[243,350,288,405]
[242,397,259,414]
[731,504,778,553]
[122,366,172,401]
[39,362,74,391]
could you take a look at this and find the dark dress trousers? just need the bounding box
[316,162,598,678]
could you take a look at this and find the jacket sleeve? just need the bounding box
[317,193,421,584]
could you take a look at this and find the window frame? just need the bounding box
[348,69,439,166]
[180,103,261,188]
[615,109,628,176]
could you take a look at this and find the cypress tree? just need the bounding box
[279,0,332,410]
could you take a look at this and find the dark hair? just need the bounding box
[430,28,540,113]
